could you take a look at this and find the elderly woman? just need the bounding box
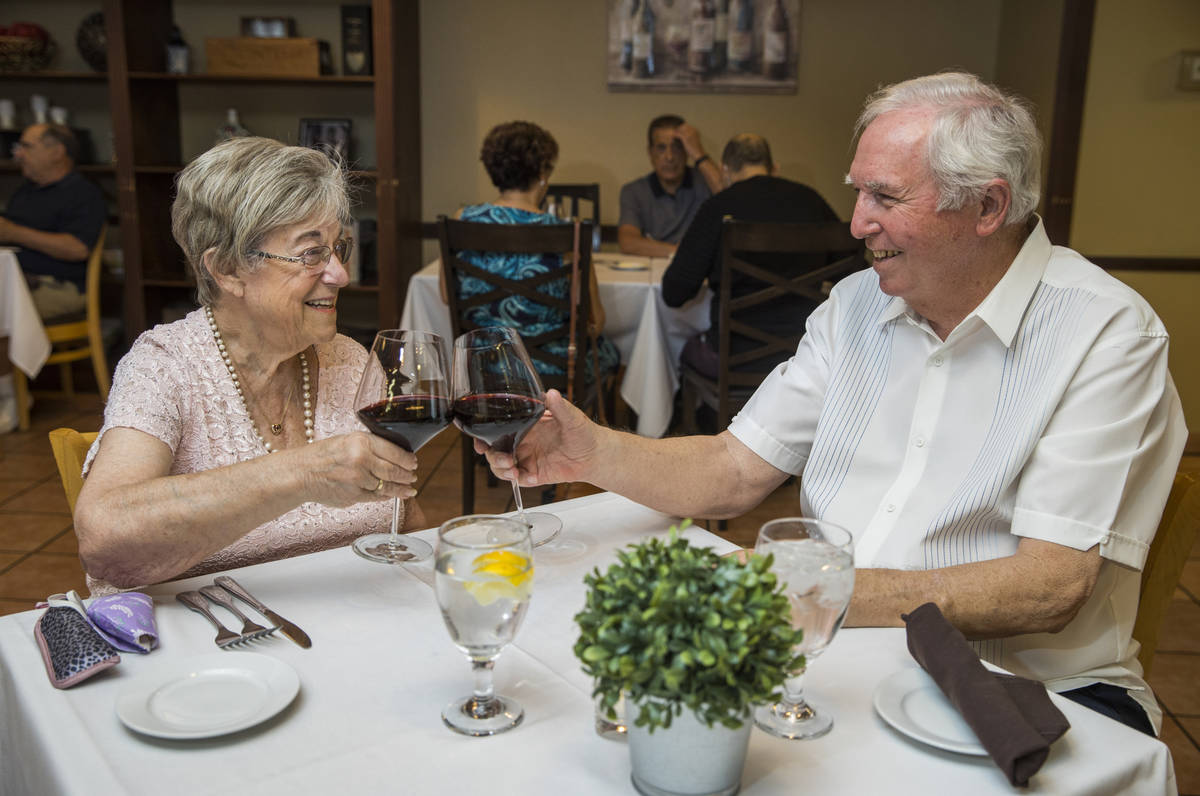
[75,137,422,595]
[443,120,619,377]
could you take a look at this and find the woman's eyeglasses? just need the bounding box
[248,237,354,271]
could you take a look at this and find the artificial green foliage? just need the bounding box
[574,521,805,733]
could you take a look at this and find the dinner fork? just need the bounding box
[199,585,278,641]
[176,591,241,648]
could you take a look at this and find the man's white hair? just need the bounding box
[855,72,1042,226]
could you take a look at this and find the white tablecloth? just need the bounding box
[399,253,710,437]
[0,249,51,378]
[0,493,1177,795]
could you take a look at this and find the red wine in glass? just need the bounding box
[451,393,545,453]
[352,330,451,565]
[358,394,452,453]
[451,327,563,546]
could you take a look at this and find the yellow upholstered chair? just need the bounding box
[48,428,98,515]
[1133,470,1200,676]
[14,226,110,431]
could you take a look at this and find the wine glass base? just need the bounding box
[521,511,562,547]
[442,694,524,736]
[351,533,433,565]
[753,699,833,740]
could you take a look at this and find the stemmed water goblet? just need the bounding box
[451,327,563,547]
[435,514,533,735]
[351,329,451,564]
[754,517,855,740]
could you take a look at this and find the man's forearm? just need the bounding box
[845,539,1101,639]
[0,219,89,262]
[618,225,677,257]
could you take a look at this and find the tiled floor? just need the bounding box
[2,393,1197,792]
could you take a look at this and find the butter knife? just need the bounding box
[214,575,312,649]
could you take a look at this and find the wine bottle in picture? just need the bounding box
[619,0,640,72]
[633,0,656,78]
[711,0,729,73]
[729,0,753,73]
[688,0,715,78]
[763,0,790,80]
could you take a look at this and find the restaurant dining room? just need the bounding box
[2,0,1198,793]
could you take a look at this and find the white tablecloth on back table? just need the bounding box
[0,249,51,377]
[0,492,1177,795]
[399,253,710,437]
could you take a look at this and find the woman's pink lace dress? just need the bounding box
[82,309,397,595]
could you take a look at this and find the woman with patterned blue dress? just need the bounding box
[443,121,619,380]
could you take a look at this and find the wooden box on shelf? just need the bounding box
[205,37,330,77]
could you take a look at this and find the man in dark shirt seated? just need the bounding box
[661,133,842,379]
[1,123,106,319]
[618,114,724,257]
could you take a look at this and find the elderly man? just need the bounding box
[481,72,1187,736]
[618,114,723,257]
[1,122,106,318]
[662,132,841,379]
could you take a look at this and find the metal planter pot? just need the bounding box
[627,703,753,796]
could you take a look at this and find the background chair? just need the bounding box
[680,220,865,433]
[544,183,601,250]
[437,215,611,514]
[14,226,110,431]
[1133,469,1200,677]
[48,428,98,515]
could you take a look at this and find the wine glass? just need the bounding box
[351,329,451,564]
[753,517,854,740]
[451,327,563,547]
[435,514,533,735]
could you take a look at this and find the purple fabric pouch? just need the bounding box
[86,592,158,653]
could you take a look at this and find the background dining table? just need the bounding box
[0,493,1177,795]
[399,252,711,437]
[0,248,51,380]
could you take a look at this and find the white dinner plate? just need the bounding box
[873,667,987,756]
[115,652,299,740]
[603,260,650,271]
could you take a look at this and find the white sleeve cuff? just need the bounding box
[1012,506,1149,570]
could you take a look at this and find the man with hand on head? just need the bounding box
[618,114,723,257]
[480,72,1187,737]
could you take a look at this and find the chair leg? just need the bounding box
[60,362,74,399]
[461,434,475,515]
[13,370,31,431]
[681,377,697,434]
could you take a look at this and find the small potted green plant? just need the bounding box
[574,521,804,796]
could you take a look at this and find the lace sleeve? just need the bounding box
[84,335,186,475]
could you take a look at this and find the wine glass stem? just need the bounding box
[469,659,497,716]
[510,455,528,525]
[389,496,401,544]
[781,667,808,712]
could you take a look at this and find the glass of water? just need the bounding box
[435,515,534,736]
[753,517,854,740]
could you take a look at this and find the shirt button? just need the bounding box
[914,437,925,448]
[932,356,944,367]
[886,504,896,513]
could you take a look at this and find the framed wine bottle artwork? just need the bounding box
[607,0,799,94]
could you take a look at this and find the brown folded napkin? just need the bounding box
[902,602,1070,787]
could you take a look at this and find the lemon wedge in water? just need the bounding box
[465,550,533,605]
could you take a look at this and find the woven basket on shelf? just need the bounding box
[0,36,57,72]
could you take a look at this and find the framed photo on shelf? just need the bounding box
[607,0,800,94]
[299,118,352,163]
[241,17,296,38]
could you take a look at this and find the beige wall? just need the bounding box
[419,0,1002,225]
[1074,0,1200,428]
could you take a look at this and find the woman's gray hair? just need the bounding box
[171,136,351,305]
[855,72,1041,226]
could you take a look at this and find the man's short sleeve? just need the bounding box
[619,179,646,230]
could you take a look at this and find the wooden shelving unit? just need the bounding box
[3,0,421,344]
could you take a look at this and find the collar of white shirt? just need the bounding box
[874,218,1052,349]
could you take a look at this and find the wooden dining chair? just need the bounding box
[437,215,611,514]
[14,226,110,431]
[544,183,600,229]
[680,220,865,433]
[1132,469,1200,677]
[48,428,99,515]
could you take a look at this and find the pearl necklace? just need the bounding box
[205,305,313,453]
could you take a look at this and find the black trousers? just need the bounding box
[1059,682,1156,736]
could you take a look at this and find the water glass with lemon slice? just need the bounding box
[435,515,533,736]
